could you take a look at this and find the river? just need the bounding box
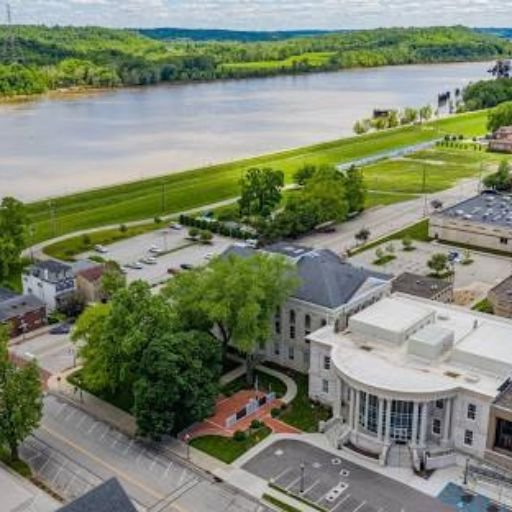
[0,61,492,201]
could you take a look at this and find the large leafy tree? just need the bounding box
[133,331,221,439]
[100,260,127,300]
[164,253,299,384]
[488,101,512,133]
[0,197,28,282]
[343,166,366,213]
[0,327,43,461]
[483,160,512,191]
[238,167,284,217]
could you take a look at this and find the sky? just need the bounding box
[7,0,512,30]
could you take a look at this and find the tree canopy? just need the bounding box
[488,101,512,132]
[238,167,284,218]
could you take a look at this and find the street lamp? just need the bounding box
[300,462,305,493]
[184,433,191,461]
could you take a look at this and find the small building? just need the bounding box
[489,126,512,154]
[0,288,46,338]
[22,260,76,312]
[58,478,136,512]
[429,192,512,253]
[223,242,393,372]
[488,275,512,318]
[392,272,453,303]
[75,265,105,304]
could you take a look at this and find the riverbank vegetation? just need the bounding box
[27,111,488,245]
[0,25,510,98]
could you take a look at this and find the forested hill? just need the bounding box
[0,25,511,98]
[477,28,512,40]
[139,28,337,42]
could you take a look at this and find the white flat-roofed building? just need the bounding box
[309,294,512,470]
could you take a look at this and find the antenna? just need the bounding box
[2,3,24,64]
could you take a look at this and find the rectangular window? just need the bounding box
[501,237,509,245]
[432,418,441,435]
[323,356,331,371]
[274,343,280,356]
[464,429,474,446]
[436,399,444,409]
[288,346,294,360]
[275,320,281,335]
[467,403,476,421]
[290,325,295,340]
[322,379,329,393]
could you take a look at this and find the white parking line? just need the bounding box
[122,438,134,455]
[352,501,367,512]
[303,479,320,495]
[163,460,174,478]
[272,466,293,483]
[330,494,351,511]
[285,476,302,491]
[75,413,88,429]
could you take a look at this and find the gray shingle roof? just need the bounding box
[0,292,46,322]
[58,479,136,512]
[221,244,391,309]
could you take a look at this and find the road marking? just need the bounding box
[352,501,367,512]
[75,413,88,429]
[163,460,174,478]
[330,494,351,511]
[303,479,320,495]
[272,466,293,483]
[285,475,302,491]
[40,425,164,501]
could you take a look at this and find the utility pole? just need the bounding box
[422,165,428,217]
[2,3,23,64]
[160,181,165,214]
[48,200,57,237]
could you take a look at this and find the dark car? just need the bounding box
[49,323,72,335]
[180,263,194,271]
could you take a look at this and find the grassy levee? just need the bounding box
[27,110,487,244]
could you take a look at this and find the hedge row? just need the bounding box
[179,214,256,240]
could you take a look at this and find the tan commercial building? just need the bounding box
[489,126,512,154]
[488,275,512,318]
[429,192,512,253]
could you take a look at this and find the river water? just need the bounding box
[0,61,492,201]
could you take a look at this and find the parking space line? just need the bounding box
[75,413,88,429]
[163,460,174,478]
[86,421,99,435]
[330,494,351,511]
[272,466,293,483]
[352,501,367,512]
[122,439,134,455]
[285,476,301,491]
[303,479,320,495]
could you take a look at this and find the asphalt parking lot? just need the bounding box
[79,229,233,286]
[350,241,512,294]
[243,439,452,512]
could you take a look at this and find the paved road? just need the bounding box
[22,395,270,512]
[300,178,481,254]
[244,439,452,512]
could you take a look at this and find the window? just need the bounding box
[467,403,476,421]
[288,346,295,360]
[501,237,509,245]
[275,320,281,335]
[322,379,329,393]
[432,418,441,435]
[274,343,280,356]
[305,314,312,336]
[290,325,296,339]
[289,309,296,324]
[464,429,474,446]
[321,319,327,327]
[436,400,444,409]
[323,356,331,371]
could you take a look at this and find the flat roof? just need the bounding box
[349,296,432,333]
[489,275,512,302]
[435,192,512,229]
[392,272,452,299]
[310,294,512,398]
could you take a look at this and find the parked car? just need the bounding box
[142,257,157,265]
[127,261,143,270]
[180,263,194,270]
[170,223,183,230]
[50,323,72,335]
[94,244,108,254]
[167,268,180,275]
[448,251,460,263]
[149,246,163,254]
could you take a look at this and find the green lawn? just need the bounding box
[472,298,494,314]
[190,425,271,463]
[26,111,488,245]
[220,52,336,71]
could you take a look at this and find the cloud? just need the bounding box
[6,0,512,30]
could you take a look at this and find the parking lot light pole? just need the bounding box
[184,434,191,461]
[300,462,305,493]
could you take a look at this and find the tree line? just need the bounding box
[0,25,510,97]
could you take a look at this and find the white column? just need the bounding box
[384,399,392,444]
[442,398,452,445]
[349,387,356,428]
[377,398,384,442]
[419,402,429,447]
[411,402,419,446]
[333,379,342,418]
[354,390,361,432]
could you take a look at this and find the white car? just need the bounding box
[143,257,157,265]
[127,261,143,270]
[170,223,183,230]
[149,246,163,254]
[94,244,108,254]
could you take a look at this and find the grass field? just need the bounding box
[220,52,336,71]
[26,111,488,245]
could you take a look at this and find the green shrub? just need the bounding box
[233,430,246,442]
[271,407,281,418]
[250,419,261,429]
